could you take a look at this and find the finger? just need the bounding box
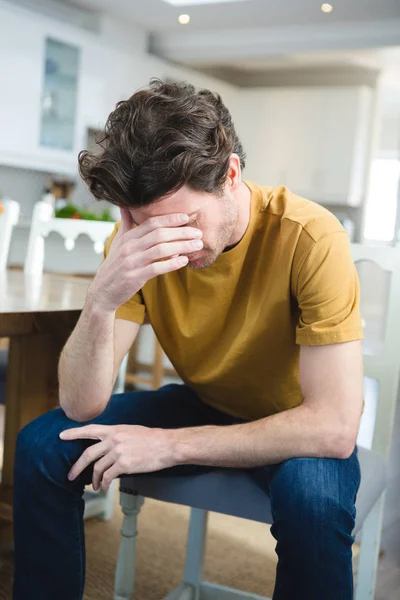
[138,226,203,252]
[138,255,189,282]
[134,213,189,239]
[67,440,110,481]
[143,239,203,263]
[118,225,202,257]
[92,454,115,491]
[117,208,134,237]
[101,464,122,493]
[59,425,111,441]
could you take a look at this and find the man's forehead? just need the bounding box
[131,188,201,221]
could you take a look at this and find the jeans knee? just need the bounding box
[15,408,76,478]
[16,415,48,461]
[270,457,356,533]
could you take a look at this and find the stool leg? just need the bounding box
[114,493,145,600]
[182,508,209,600]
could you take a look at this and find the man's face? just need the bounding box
[129,184,239,269]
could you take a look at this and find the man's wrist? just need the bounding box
[85,285,116,318]
[163,427,194,466]
[163,425,221,467]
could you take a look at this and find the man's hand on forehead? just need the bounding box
[93,209,203,312]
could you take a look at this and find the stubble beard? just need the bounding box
[188,197,239,270]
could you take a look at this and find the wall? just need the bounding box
[380,114,400,159]
[0,165,51,220]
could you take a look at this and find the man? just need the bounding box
[13,79,363,600]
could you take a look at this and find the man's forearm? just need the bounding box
[58,296,115,422]
[167,404,355,468]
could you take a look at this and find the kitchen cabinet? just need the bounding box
[315,87,373,205]
[0,2,238,178]
[40,38,80,152]
[0,2,107,175]
[237,86,374,206]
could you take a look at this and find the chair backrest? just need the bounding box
[0,199,20,271]
[351,243,400,460]
[24,201,116,275]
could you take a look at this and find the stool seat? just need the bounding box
[120,445,387,536]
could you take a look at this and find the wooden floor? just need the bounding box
[0,395,400,598]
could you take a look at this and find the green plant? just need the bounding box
[55,203,114,221]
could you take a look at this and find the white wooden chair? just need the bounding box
[24,200,121,521]
[0,199,20,272]
[351,244,400,599]
[24,201,115,275]
[112,243,400,600]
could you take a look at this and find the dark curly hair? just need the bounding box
[78,78,246,208]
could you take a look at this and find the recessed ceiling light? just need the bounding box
[178,13,190,24]
[163,0,252,5]
[321,3,333,13]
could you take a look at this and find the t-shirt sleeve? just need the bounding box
[103,223,146,325]
[293,231,363,346]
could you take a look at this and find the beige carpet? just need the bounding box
[0,490,359,599]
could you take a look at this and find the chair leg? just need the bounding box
[355,491,385,600]
[182,508,209,600]
[98,479,117,521]
[163,583,196,600]
[114,493,145,600]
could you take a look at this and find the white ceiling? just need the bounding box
[56,0,400,32]
[53,0,400,80]
[236,47,400,72]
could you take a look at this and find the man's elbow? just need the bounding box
[59,394,105,423]
[328,430,358,460]
[60,405,101,423]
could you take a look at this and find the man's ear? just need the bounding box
[226,154,241,191]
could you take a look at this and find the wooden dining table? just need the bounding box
[0,269,91,546]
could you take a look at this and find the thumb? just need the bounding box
[116,207,134,237]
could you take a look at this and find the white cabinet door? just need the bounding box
[238,88,325,196]
[235,89,272,184]
[259,91,291,187]
[237,86,373,206]
[237,89,294,188]
[317,87,373,206]
[0,8,43,162]
[280,89,324,198]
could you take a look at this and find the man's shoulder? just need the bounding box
[255,183,345,243]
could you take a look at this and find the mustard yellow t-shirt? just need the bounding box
[104,181,363,421]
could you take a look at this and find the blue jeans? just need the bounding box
[12,384,361,600]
